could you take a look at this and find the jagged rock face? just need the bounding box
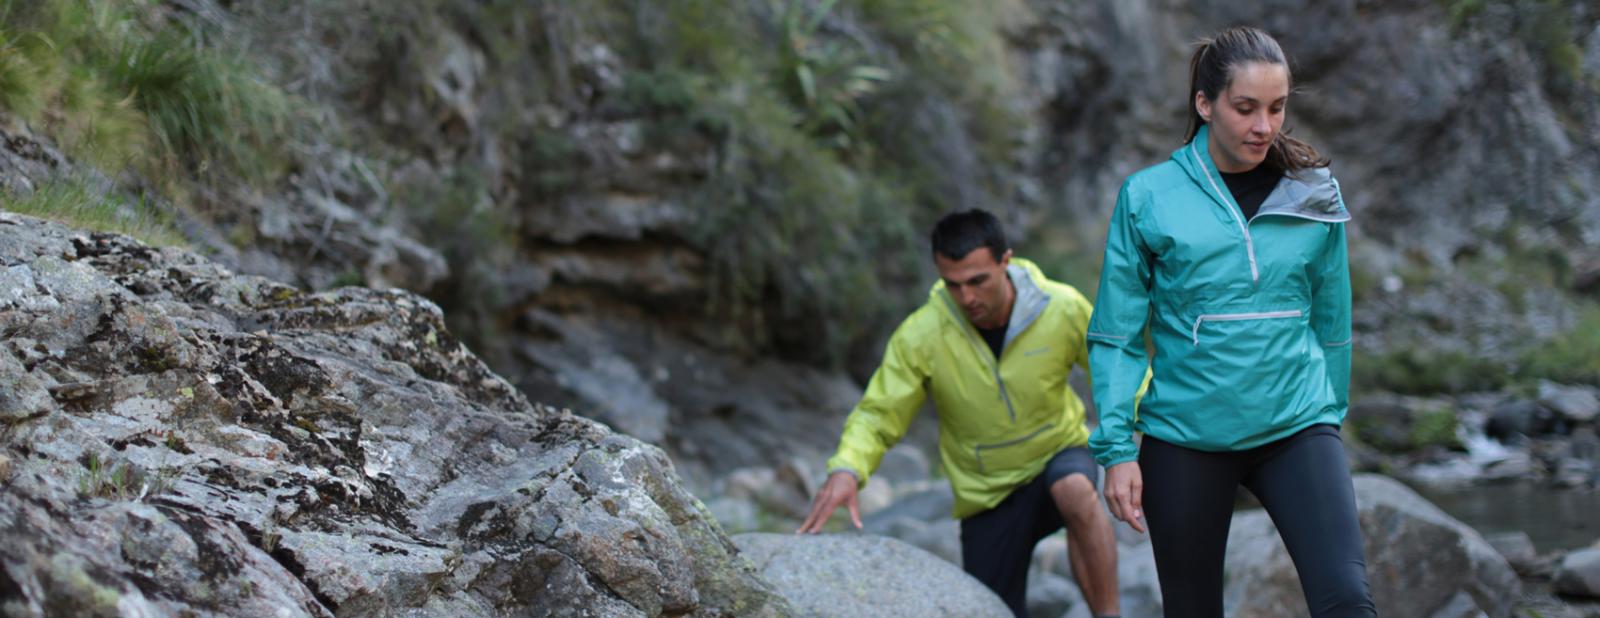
[0,213,787,616]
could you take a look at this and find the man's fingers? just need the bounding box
[795,489,830,534]
[847,493,862,529]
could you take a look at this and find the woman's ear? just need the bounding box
[1194,90,1212,123]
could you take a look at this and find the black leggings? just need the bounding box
[1140,424,1375,617]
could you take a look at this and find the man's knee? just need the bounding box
[1049,473,1100,524]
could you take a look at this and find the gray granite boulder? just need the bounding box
[734,533,1008,617]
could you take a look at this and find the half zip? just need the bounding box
[1191,309,1302,345]
[1190,141,1259,282]
[974,423,1054,473]
[940,294,1019,422]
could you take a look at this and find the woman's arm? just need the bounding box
[1086,181,1155,468]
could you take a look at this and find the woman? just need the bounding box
[1085,26,1375,617]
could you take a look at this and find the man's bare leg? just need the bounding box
[1051,474,1120,617]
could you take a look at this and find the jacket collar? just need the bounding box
[1172,124,1350,223]
[933,258,1052,347]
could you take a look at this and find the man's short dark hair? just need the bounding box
[931,209,1008,262]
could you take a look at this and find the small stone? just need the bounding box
[1485,531,1539,575]
[1553,546,1600,598]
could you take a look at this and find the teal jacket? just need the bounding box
[1086,124,1353,467]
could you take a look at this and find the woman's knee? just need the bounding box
[1307,571,1375,617]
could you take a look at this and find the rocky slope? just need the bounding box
[195,0,1600,473]
[0,212,786,616]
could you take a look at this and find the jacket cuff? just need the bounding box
[827,467,864,489]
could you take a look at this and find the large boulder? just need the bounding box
[1223,474,1519,617]
[733,533,1009,617]
[0,214,787,616]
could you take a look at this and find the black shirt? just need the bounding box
[1219,165,1282,221]
[978,322,1008,360]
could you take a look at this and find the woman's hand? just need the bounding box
[1104,461,1146,533]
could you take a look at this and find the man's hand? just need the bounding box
[1104,461,1146,534]
[796,471,863,534]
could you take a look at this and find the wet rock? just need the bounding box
[734,532,1010,617]
[1487,399,1561,441]
[1554,545,1600,599]
[0,215,787,616]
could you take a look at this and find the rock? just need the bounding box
[0,216,788,616]
[874,444,932,486]
[1025,571,1081,618]
[1347,394,1460,453]
[857,476,894,516]
[1540,381,1600,424]
[723,466,812,521]
[863,485,955,527]
[706,496,762,534]
[1554,546,1600,599]
[1485,531,1540,575]
[1222,474,1519,617]
[0,350,52,422]
[734,532,1010,617]
[868,516,961,565]
[1487,399,1560,441]
[1480,452,1541,482]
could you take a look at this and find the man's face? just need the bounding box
[934,247,1013,329]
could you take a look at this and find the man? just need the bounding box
[797,209,1127,618]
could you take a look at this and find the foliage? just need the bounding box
[1408,405,1462,450]
[0,176,184,247]
[1518,304,1600,385]
[0,0,292,186]
[76,453,174,501]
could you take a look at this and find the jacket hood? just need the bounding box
[1173,124,1350,222]
[929,257,1051,346]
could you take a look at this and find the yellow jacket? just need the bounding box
[828,258,1109,519]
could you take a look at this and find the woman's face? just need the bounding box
[1196,61,1289,173]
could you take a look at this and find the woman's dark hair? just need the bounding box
[931,209,1008,262]
[1184,26,1329,172]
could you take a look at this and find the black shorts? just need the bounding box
[958,446,1100,616]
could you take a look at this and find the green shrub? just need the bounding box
[0,0,291,185]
